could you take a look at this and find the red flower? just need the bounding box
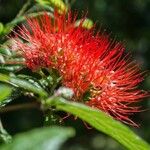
[12,11,148,126]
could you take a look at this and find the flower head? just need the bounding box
[12,11,148,126]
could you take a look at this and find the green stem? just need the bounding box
[4,12,53,35]
[15,0,31,18]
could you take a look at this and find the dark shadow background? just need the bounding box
[0,0,150,149]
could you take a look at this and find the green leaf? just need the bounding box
[0,55,5,63]
[36,0,67,13]
[0,73,48,98]
[0,48,12,56]
[0,85,12,102]
[0,64,23,72]
[0,120,12,144]
[0,22,4,35]
[0,126,75,150]
[45,97,150,150]
[75,18,94,29]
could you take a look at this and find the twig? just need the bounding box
[15,0,31,18]
[0,102,40,113]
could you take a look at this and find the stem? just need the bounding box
[4,12,54,36]
[39,69,47,78]
[15,0,31,18]
[70,0,76,6]
[0,102,40,113]
[8,12,54,27]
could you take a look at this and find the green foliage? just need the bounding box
[0,23,4,35]
[0,0,149,150]
[45,96,150,150]
[0,85,12,103]
[0,126,75,150]
[0,120,12,144]
[75,18,94,29]
[36,0,67,13]
[0,73,48,98]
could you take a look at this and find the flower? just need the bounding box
[12,11,148,126]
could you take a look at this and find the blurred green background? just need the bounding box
[0,0,150,149]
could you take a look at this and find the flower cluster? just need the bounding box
[12,11,148,126]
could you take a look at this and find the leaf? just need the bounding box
[0,126,75,150]
[44,97,150,150]
[0,88,22,107]
[0,84,14,108]
[0,120,12,144]
[0,85,12,102]
[0,64,23,72]
[36,0,67,13]
[17,74,47,92]
[0,73,48,98]
[0,55,5,63]
[0,48,12,56]
[0,22,4,35]
[75,18,94,29]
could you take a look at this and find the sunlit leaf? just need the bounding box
[44,96,150,150]
[75,18,94,29]
[36,0,67,13]
[0,85,12,103]
[0,22,4,35]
